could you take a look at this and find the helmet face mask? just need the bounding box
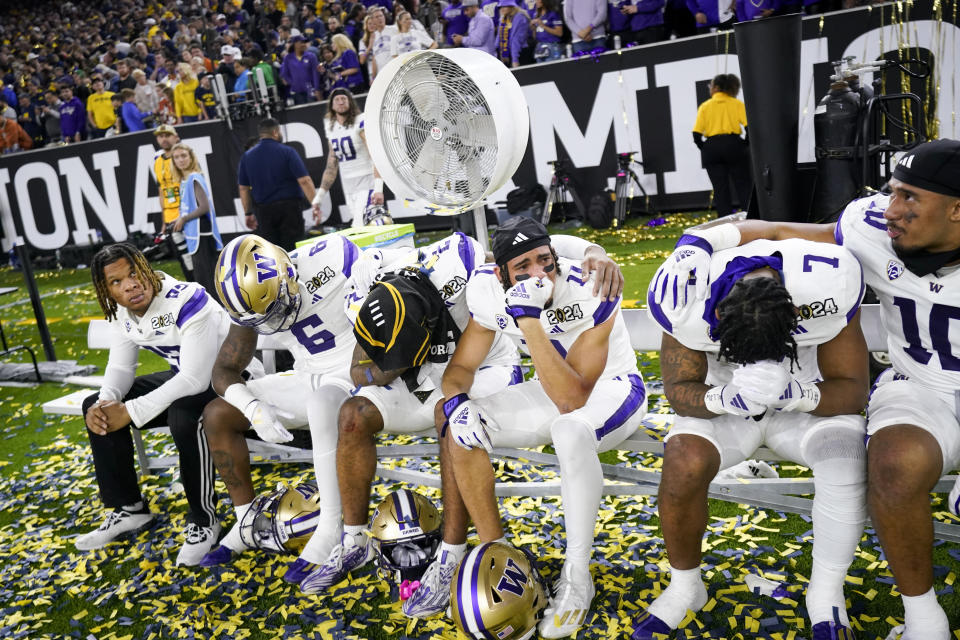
[451,542,548,640]
[238,482,322,553]
[362,203,394,227]
[369,489,442,585]
[215,235,302,335]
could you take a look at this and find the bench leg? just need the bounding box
[132,428,151,478]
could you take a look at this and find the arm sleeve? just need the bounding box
[692,103,706,135]
[563,0,578,29]
[550,234,598,259]
[124,308,219,426]
[509,16,529,62]
[99,328,140,403]
[463,17,490,46]
[591,0,607,27]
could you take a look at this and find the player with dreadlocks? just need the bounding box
[77,243,259,566]
[633,238,870,640]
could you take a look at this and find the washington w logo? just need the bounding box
[253,253,278,283]
[495,558,529,596]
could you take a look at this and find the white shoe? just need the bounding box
[947,475,960,517]
[402,550,460,618]
[75,509,155,551]
[176,522,222,566]
[538,566,595,639]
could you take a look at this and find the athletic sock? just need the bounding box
[902,588,949,639]
[219,502,252,552]
[438,541,466,564]
[646,566,708,628]
[343,524,367,548]
[806,559,850,626]
[121,501,145,513]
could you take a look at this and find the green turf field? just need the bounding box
[0,214,957,640]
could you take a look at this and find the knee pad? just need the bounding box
[308,385,350,449]
[806,426,867,526]
[550,417,595,458]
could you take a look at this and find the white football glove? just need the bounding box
[703,384,767,418]
[346,249,384,299]
[731,361,792,404]
[651,240,712,313]
[948,475,960,518]
[504,276,554,320]
[442,393,499,452]
[243,400,295,443]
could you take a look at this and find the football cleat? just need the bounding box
[299,534,375,594]
[630,611,674,639]
[176,522,222,567]
[402,549,459,618]
[538,565,595,639]
[283,557,317,585]
[75,508,155,551]
[199,544,235,567]
[812,621,857,640]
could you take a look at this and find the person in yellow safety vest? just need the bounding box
[152,124,194,280]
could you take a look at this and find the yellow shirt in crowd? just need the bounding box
[87,91,117,129]
[692,92,748,138]
[174,77,200,118]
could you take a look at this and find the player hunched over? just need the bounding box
[637,238,869,640]
[433,217,645,638]
[311,88,384,228]
[650,138,960,640]
[199,233,364,568]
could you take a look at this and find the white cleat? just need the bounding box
[538,566,595,639]
[75,509,155,551]
[176,522,222,566]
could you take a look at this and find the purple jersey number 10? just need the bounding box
[892,297,960,372]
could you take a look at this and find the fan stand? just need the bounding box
[470,205,490,252]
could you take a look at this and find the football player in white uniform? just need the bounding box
[198,233,361,569]
[77,244,237,566]
[299,230,625,602]
[650,138,960,640]
[635,239,869,640]
[429,218,645,639]
[311,88,383,228]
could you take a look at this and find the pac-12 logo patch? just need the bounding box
[886,260,904,280]
[496,314,508,329]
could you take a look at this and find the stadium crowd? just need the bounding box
[0,0,875,153]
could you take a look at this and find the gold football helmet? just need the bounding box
[237,482,322,553]
[215,234,301,334]
[369,489,442,584]
[451,542,548,640]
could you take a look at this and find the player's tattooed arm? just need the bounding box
[350,343,405,387]
[320,148,339,191]
[211,324,258,396]
[660,332,716,419]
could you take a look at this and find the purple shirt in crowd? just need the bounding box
[443,3,471,45]
[498,11,530,65]
[462,10,496,56]
[280,50,321,94]
[59,96,86,139]
[535,10,563,43]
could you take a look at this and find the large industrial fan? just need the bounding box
[364,48,529,215]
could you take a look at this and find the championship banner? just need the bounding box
[0,3,955,251]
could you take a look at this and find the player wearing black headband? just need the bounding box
[652,138,960,640]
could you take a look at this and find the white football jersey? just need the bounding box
[277,234,360,374]
[647,239,864,385]
[324,115,374,182]
[468,257,639,380]
[346,232,519,369]
[836,194,960,393]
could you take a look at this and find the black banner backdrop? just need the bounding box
[0,3,955,251]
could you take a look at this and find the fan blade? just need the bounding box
[458,152,492,203]
[456,112,497,151]
[398,59,449,121]
[410,136,448,198]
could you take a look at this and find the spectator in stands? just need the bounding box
[565,0,607,53]
[169,142,224,298]
[686,0,734,31]
[133,69,161,115]
[195,75,217,120]
[109,95,126,137]
[664,0,697,38]
[454,0,497,56]
[531,0,565,62]
[358,15,378,81]
[326,15,346,45]
[497,0,531,67]
[735,0,776,20]
[87,76,117,139]
[250,49,277,89]
[216,46,240,94]
[390,10,438,57]
[620,0,666,44]
[114,59,138,92]
[443,0,471,45]
[237,117,319,251]
[17,93,44,148]
[366,7,399,80]
[175,63,201,123]
[234,57,253,98]
[59,85,86,143]
[692,73,752,217]
[41,90,63,145]
[120,88,153,132]
[344,4,367,47]
[0,112,33,154]
[328,34,367,93]
[301,4,328,43]
[280,35,321,104]
[157,86,177,125]
[0,98,15,120]
[189,56,207,80]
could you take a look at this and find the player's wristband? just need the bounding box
[373,178,384,192]
[311,187,327,206]
[223,383,257,414]
[442,393,470,419]
[505,305,542,320]
[676,224,742,254]
[781,381,821,413]
[702,386,727,415]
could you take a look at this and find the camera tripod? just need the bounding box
[613,151,653,226]
[541,158,587,226]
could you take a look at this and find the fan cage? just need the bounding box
[379,53,498,210]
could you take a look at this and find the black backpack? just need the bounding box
[506,184,547,214]
[586,190,615,229]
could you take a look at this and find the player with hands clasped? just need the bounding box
[635,238,870,640]
[652,139,960,640]
[76,244,251,566]
[437,217,645,639]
